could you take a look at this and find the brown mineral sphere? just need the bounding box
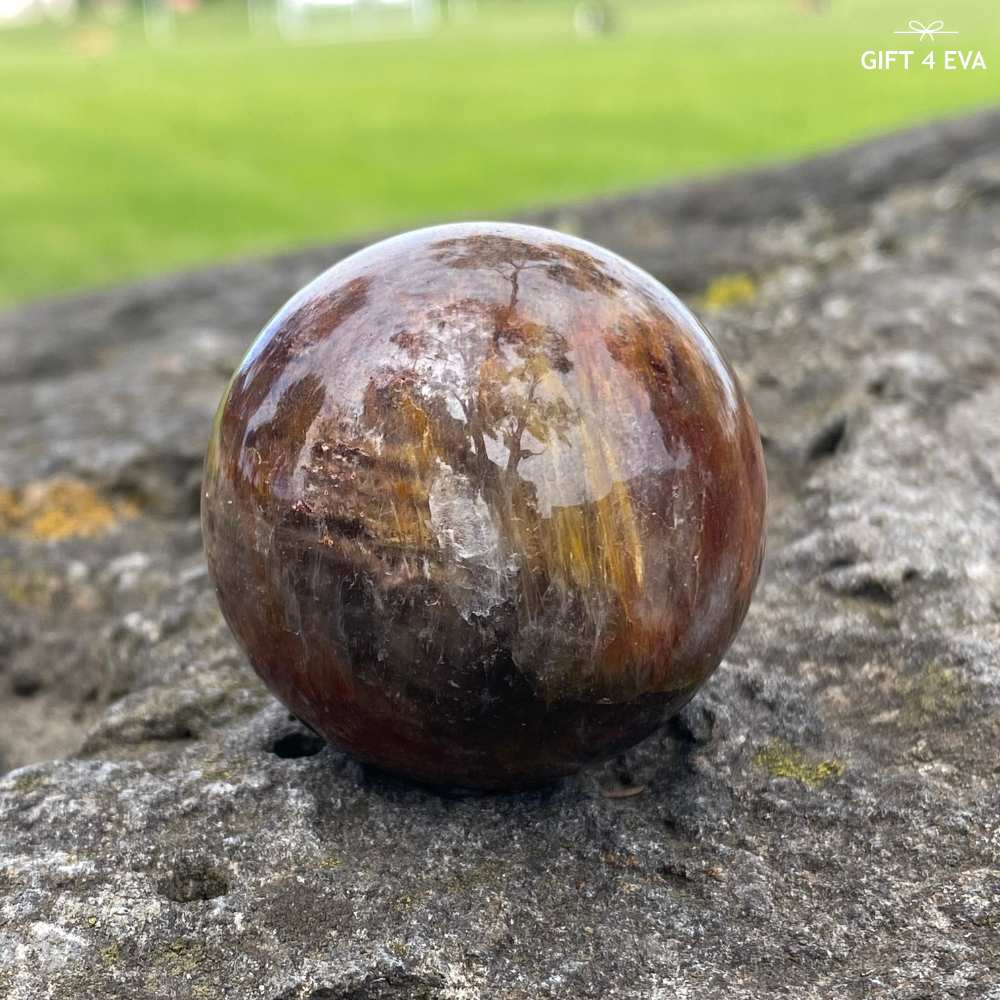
[202,223,766,790]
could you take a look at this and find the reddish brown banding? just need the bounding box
[202,222,766,790]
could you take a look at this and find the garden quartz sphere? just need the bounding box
[202,222,766,790]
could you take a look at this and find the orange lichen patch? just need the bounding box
[0,479,132,541]
[702,273,757,310]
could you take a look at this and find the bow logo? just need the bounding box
[893,19,958,41]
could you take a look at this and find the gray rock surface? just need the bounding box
[2,109,1000,999]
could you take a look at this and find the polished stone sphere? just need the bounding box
[202,222,766,790]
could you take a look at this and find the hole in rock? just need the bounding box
[877,234,900,256]
[825,555,856,571]
[157,860,230,903]
[11,674,42,698]
[807,416,847,461]
[271,731,326,759]
[848,579,895,605]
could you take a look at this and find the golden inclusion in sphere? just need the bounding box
[202,223,766,790]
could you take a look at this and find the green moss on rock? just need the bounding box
[754,740,845,788]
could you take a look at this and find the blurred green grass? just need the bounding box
[1,0,997,304]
